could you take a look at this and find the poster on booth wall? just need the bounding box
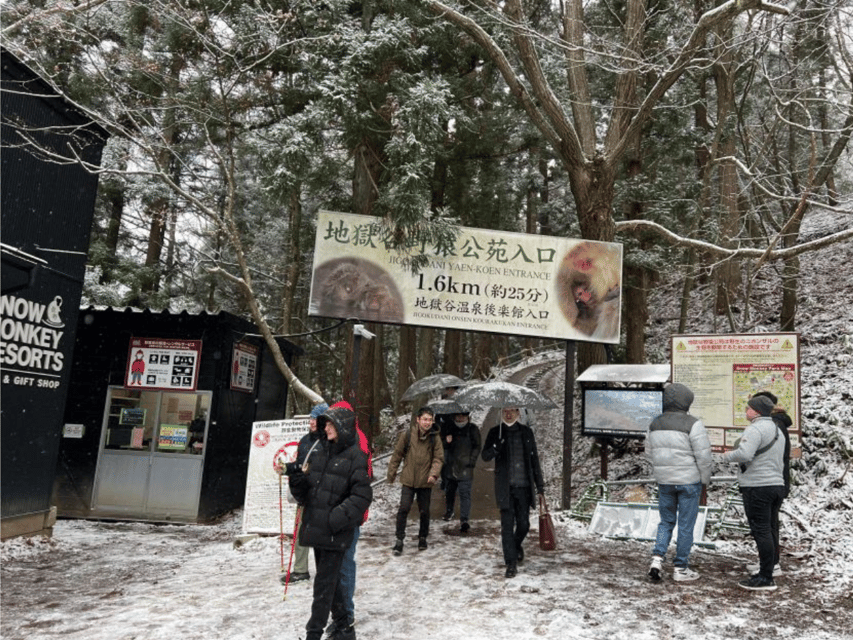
[671,333,801,455]
[308,211,624,344]
[242,417,311,535]
[230,341,258,393]
[124,337,202,391]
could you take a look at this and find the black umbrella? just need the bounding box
[400,373,467,402]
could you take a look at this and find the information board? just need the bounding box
[124,337,201,391]
[230,341,258,393]
[242,418,311,535]
[671,333,801,455]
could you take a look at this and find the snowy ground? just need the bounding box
[3,229,852,640]
[1,501,850,640]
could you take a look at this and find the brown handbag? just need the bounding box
[538,494,557,551]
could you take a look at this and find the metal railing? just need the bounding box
[570,475,748,538]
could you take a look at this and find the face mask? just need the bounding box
[503,417,518,426]
[454,418,468,427]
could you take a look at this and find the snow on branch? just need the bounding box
[615,219,853,260]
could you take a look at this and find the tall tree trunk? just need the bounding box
[443,329,462,377]
[280,186,303,334]
[472,333,492,381]
[397,326,417,407]
[99,148,128,284]
[624,266,649,363]
[354,322,378,443]
[417,328,435,379]
[142,54,184,296]
[712,24,742,318]
[353,138,383,216]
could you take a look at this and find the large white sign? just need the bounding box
[309,211,624,344]
[671,333,801,455]
[242,418,310,535]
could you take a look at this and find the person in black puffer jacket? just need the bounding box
[287,403,372,640]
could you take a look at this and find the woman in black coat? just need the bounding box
[287,403,372,640]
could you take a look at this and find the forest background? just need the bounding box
[3,0,853,442]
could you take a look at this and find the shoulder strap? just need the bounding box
[403,429,412,457]
[754,426,781,457]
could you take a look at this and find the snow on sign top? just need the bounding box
[576,364,671,384]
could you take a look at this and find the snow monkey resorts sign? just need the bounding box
[671,333,802,456]
[308,211,624,344]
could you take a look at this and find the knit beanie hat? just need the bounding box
[309,402,329,419]
[747,395,775,417]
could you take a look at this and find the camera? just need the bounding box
[282,462,303,476]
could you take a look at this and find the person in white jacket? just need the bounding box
[645,383,712,582]
[721,394,786,591]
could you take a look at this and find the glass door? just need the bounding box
[93,386,211,520]
[148,392,210,517]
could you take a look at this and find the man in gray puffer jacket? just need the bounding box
[721,394,785,592]
[645,383,712,582]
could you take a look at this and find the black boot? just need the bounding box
[331,624,356,640]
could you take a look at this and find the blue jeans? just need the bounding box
[652,482,702,568]
[445,477,473,522]
[339,526,360,626]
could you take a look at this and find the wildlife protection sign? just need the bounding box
[308,211,623,343]
[671,333,801,455]
[242,418,309,535]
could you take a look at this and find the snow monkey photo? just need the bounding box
[309,257,405,323]
[555,242,622,341]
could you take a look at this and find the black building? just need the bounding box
[55,307,302,523]
[1,48,109,539]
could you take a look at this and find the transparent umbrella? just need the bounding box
[426,398,471,415]
[400,374,467,402]
[452,381,557,412]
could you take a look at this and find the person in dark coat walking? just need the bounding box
[481,406,544,578]
[286,404,372,640]
[439,411,481,533]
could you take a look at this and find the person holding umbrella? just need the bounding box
[481,406,545,578]
[439,409,481,532]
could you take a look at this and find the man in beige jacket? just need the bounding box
[387,407,444,555]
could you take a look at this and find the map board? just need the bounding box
[671,333,801,455]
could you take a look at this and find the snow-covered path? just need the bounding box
[2,490,850,640]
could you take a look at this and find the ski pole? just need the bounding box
[282,505,301,601]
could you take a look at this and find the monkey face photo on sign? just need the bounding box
[555,242,622,341]
[309,257,405,323]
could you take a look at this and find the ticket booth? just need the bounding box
[55,307,302,523]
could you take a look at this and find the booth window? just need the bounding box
[156,392,210,454]
[105,389,155,450]
[104,388,210,454]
